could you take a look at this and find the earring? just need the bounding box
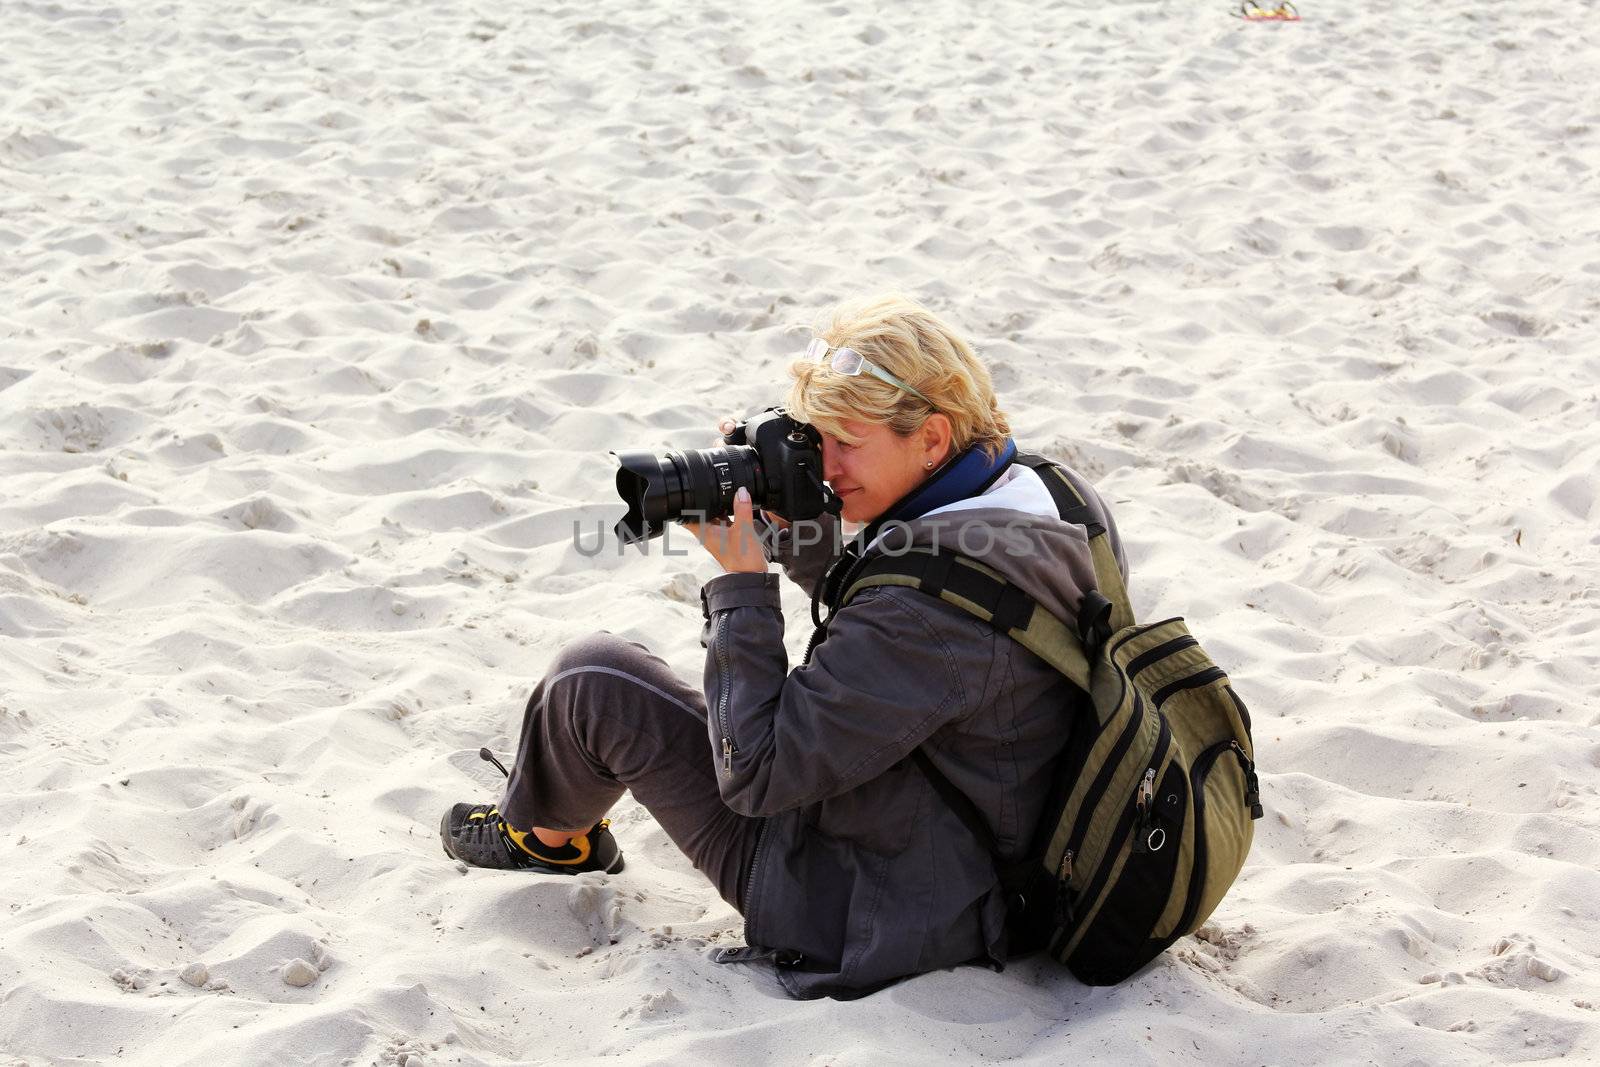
[925,461,934,469]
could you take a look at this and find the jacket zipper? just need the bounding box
[714,610,736,774]
[741,816,772,946]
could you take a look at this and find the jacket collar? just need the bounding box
[816,438,1018,625]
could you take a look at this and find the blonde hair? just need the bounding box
[783,294,1012,460]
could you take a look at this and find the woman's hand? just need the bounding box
[717,415,790,531]
[683,486,769,574]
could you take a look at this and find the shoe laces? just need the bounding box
[473,747,609,858]
[480,747,510,779]
[467,751,548,865]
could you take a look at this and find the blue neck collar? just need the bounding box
[874,436,1018,530]
[813,436,1018,631]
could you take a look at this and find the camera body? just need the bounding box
[720,406,840,520]
[612,407,841,542]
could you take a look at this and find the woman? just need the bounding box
[439,294,1127,999]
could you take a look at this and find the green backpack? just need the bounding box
[837,453,1262,985]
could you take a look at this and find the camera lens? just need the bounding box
[612,445,765,541]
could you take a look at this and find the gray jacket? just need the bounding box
[699,461,1127,999]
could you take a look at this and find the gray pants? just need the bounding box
[499,632,764,912]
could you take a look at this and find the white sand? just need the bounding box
[2,0,1598,1062]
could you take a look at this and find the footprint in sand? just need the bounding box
[569,879,623,947]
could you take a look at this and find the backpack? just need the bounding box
[834,453,1262,986]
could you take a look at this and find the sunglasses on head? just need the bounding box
[806,338,934,407]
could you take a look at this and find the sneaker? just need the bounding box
[439,802,624,875]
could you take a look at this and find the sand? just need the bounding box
[1,0,1597,1063]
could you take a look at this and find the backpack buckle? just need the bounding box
[1077,590,1115,656]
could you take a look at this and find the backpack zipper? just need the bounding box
[1122,635,1198,681]
[1226,684,1254,735]
[1174,739,1257,935]
[1057,720,1173,956]
[1054,849,1076,928]
[1056,619,1186,886]
[1150,666,1227,709]
[1049,624,1168,930]
[1059,690,1148,879]
[1129,766,1159,854]
[1240,742,1262,819]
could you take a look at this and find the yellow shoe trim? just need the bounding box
[503,823,593,866]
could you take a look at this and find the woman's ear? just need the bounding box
[922,413,955,466]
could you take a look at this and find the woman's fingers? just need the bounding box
[683,487,767,574]
[699,416,787,544]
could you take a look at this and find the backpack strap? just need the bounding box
[1011,452,1133,634]
[833,454,1139,927]
[841,549,1092,695]
[910,748,994,848]
[908,747,1051,926]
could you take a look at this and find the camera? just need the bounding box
[612,407,842,542]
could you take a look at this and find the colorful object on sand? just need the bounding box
[1234,1,1301,20]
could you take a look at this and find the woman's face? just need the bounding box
[820,417,952,524]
